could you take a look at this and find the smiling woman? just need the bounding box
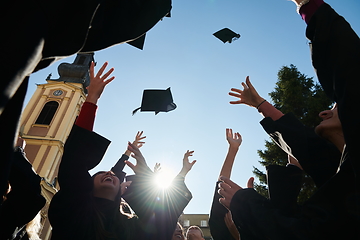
[48,61,193,240]
[92,171,121,201]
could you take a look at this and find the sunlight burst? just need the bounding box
[154,169,175,189]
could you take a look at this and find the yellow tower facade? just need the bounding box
[19,53,94,239]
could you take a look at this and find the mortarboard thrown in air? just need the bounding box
[213,28,241,43]
[132,87,177,115]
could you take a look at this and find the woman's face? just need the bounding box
[315,104,342,139]
[93,171,121,201]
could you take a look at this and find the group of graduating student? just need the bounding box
[210,0,360,239]
[1,0,360,239]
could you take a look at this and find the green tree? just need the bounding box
[253,64,333,203]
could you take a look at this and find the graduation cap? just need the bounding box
[127,34,146,50]
[132,87,177,115]
[213,28,241,43]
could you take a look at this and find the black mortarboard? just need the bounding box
[133,87,177,115]
[213,28,241,43]
[127,34,146,50]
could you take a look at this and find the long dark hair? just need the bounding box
[91,198,138,240]
[90,174,137,240]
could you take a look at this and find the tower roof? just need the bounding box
[47,53,95,93]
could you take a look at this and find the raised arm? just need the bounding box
[58,61,114,191]
[124,145,193,240]
[219,129,242,179]
[124,131,146,157]
[75,61,115,131]
[229,76,265,108]
[178,150,196,178]
[125,142,152,175]
[209,129,242,240]
[229,76,284,121]
[85,61,115,105]
[111,131,146,181]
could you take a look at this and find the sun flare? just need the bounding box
[153,169,175,189]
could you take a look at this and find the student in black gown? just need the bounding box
[209,129,243,240]
[48,62,192,240]
[218,1,360,239]
[0,0,172,204]
[1,137,46,240]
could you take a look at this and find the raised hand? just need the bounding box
[218,176,254,209]
[132,131,146,148]
[178,150,196,178]
[229,76,265,108]
[226,128,242,149]
[153,163,161,173]
[124,131,146,157]
[125,142,151,175]
[86,61,115,104]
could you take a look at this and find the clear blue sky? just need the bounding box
[27,0,360,214]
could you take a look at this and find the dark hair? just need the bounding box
[90,171,137,240]
[91,198,137,240]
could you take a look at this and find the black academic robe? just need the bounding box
[229,4,360,239]
[306,3,360,182]
[109,146,192,240]
[209,165,302,240]
[209,181,238,240]
[0,147,46,240]
[49,125,191,240]
[229,112,358,240]
[122,173,192,240]
[210,164,302,240]
[0,0,171,201]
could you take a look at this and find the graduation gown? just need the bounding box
[49,125,191,240]
[209,164,303,240]
[0,147,46,240]
[306,3,360,181]
[209,181,238,240]
[0,0,171,200]
[229,4,360,239]
[230,108,358,240]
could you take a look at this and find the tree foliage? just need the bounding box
[253,64,333,203]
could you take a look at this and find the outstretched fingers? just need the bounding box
[218,176,244,209]
[184,150,194,157]
[219,176,241,189]
[218,182,233,209]
[101,66,114,79]
[229,88,243,104]
[89,61,95,79]
[95,61,109,79]
[133,131,146,147]
[245,76,253,88]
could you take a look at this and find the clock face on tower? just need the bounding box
[53,90,63,96]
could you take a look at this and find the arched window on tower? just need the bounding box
[35,101,59,125]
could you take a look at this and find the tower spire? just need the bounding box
[48,52,94,92]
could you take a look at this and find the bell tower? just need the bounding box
[19,52,94,239]
[20,53,94,181]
